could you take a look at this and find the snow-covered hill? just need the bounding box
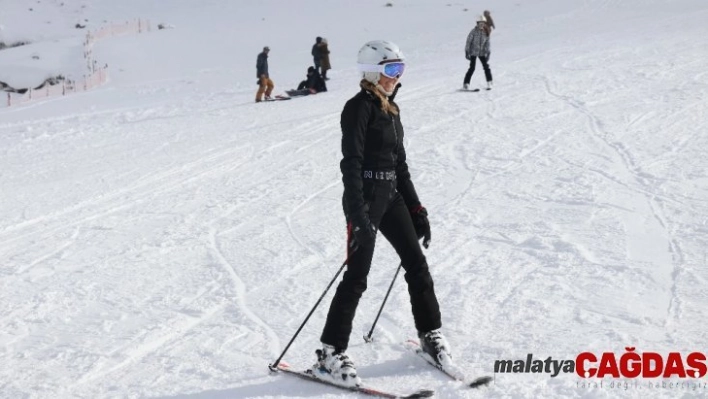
[1,1,707,398]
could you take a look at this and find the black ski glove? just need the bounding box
[349,210,377,251]
[410,205,431,249]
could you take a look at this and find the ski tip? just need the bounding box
[468,375,492,388]
[405,389,435,398]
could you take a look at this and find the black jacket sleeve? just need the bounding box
[394,109,421,210]
[305,73,317,88]
[256,54,267,77]
[340,97,371,216]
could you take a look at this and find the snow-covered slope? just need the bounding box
[1,1,707,398]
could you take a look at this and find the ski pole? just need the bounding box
[363,263,402,343]
[268,253,354,372]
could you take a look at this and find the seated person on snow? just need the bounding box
[288,67,328,96]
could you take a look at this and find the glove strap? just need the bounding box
[346,222,356,255]
[409,205,425,214]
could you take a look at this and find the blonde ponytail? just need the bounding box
[360,80,399,115]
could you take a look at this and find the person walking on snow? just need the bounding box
[463,15,493,90]
[256,46,274,102]
[314,40,453,387]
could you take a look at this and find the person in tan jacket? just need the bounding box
[319,38,331,81]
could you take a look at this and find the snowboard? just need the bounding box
[285,89,314,97]
[262,94,291,102]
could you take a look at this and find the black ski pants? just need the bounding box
[321,181,442,351]
[463,56,492,85]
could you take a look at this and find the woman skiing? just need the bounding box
[463,15,493,90]
[314,40,452,387]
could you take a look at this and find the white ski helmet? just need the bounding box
[477,14,487,23]
[357,40,405,84]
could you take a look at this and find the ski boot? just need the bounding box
[313,344,362,387]
[418,329,453,368]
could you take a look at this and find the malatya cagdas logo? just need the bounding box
[494,348,708,379]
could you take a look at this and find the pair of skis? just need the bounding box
[275,362,433,399]
[273,340,492,398]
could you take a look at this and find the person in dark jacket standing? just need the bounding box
[312,40,453,387]
[311,36,323,75]
[463,15,493,90]
[256,46,274,102]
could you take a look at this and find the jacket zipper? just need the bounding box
[391,115,398,167]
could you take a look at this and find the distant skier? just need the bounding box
[314,40,453,387]
[256,46,274,103]
[463,15,493,90]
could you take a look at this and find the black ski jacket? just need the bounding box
[340,84,421,217]
[256,52,268,78]
[305,70,327,92]
[312,43,322,61]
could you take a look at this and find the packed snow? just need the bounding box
[1,0,707,398]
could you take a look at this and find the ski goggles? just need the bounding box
[357,61,406,79]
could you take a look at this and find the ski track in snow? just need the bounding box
[207,225,280,357]
[539,72,691,340]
